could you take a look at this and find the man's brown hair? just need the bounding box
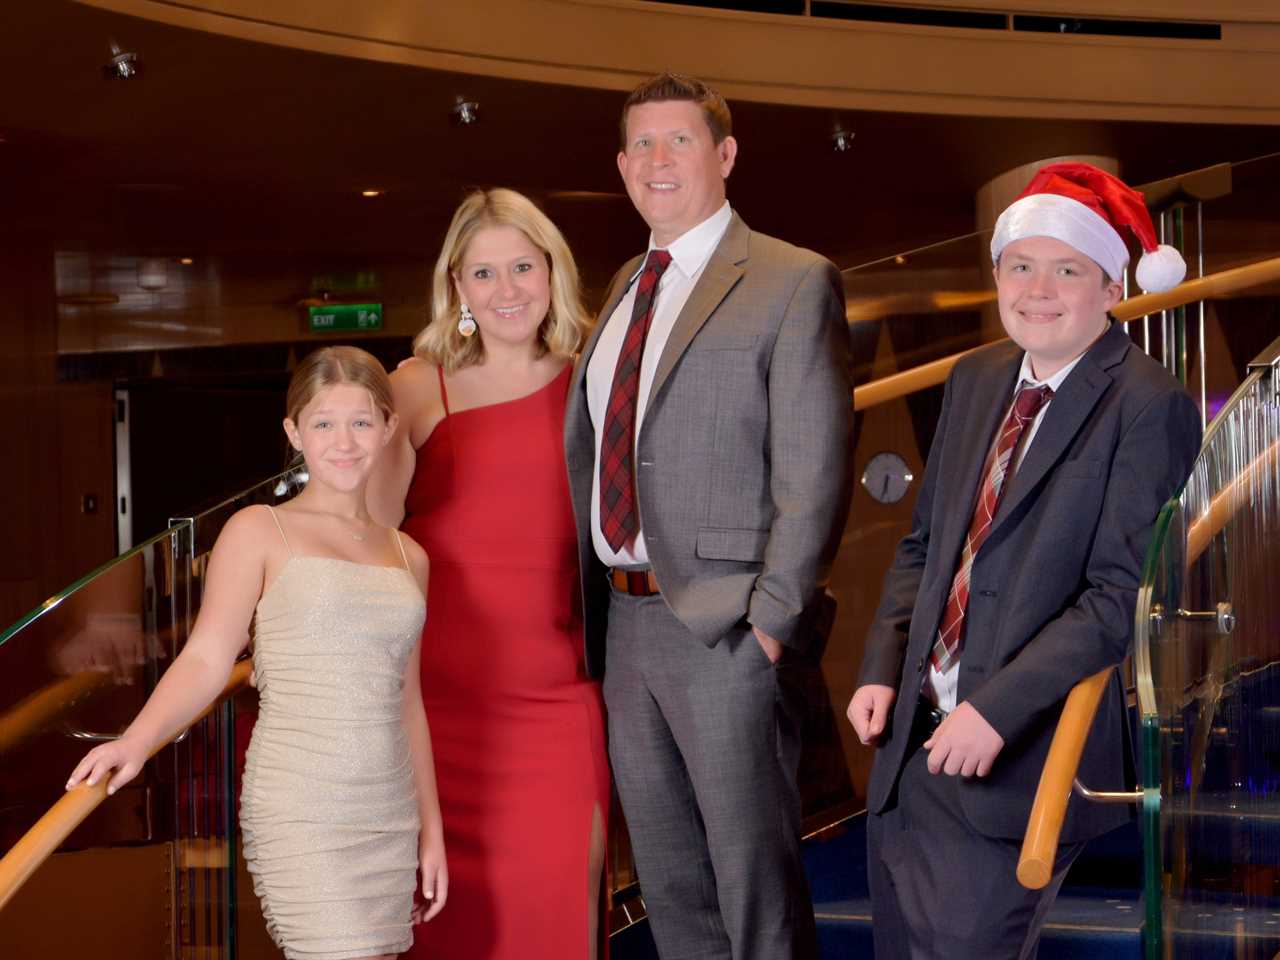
[619,72,732,149]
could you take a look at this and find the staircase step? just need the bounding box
[610,813,1158,959]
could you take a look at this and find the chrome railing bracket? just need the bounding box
[1073,778,1143,805]
[1173,601,1236,634]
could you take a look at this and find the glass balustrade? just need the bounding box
[1134,337,1280,960]
[0,523,208,955]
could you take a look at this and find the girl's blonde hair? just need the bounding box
[286,346,394,425]
[414,189,590,371]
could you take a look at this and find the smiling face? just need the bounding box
[453,224,552,349]
[994,235,1123,379]
[284,383,395,493]
[617,99,737,247]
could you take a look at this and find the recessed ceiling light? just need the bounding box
[361,189,384,198]
[179,257,194,266]
[103,49,141,81]
[831,127,855,153]
[452,97,479,125]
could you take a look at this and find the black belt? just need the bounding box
[908,698,949,753]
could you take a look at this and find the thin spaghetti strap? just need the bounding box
[392,530,410,571]
[437,365,451,418]
[265,505,295,557]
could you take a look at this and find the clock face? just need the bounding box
[861,451,914,504]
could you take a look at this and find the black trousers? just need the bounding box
[867,702,1085,960]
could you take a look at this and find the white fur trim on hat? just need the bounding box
[991,193,1130,282]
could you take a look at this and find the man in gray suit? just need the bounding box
[848,162,1201,958]
[563,73,853,959]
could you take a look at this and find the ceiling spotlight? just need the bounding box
[179,257,194,266]
[103,49,141,81]
[361,189,384,198]
[831,127,855,153]
[452,96,480,125]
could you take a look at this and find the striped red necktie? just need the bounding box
[599,249,673,552]
[930,382,1053,672]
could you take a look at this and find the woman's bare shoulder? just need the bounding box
[390,357,442,412]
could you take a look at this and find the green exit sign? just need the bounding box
[309,302,383,333]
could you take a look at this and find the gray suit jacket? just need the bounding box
[860,321,1201,841]
[565,213,854,678]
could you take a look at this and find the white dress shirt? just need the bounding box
[925,349,1084,712]
[586,201,733,568]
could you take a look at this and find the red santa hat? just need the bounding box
[990,161,1186,293]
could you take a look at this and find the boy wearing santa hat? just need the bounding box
[847,162,1201,959]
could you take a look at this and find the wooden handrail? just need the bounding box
[1016,667,1114,889]
[0,659,253,912]
[853,255,1280,412]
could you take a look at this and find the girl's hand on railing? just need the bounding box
[412,836,448,924]
[65,736,148,796]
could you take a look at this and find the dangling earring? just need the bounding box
[458,304,477,338]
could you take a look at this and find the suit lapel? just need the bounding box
[644,214,748,411]
[932,347,1021,578]
[989,323,1129,535]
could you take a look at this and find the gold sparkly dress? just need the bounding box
[240,506,426,960]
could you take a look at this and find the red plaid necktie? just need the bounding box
[599,249,673,552]
[930,381,1053,672]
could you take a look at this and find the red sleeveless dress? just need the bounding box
[401,364,609,959]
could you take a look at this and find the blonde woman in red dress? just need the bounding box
[369,189,608,960]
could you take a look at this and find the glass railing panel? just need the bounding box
[0,524,200,955]
[1135,343,1280,959]
[0,527,188,853]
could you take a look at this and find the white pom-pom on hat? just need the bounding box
[1134,243,1187,294]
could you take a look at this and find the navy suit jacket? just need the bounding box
[860,321,1201,842]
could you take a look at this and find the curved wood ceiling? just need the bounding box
[3,0,1279,277]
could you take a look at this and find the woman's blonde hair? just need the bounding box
[286,346,394,426]
[414,189,590,371]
